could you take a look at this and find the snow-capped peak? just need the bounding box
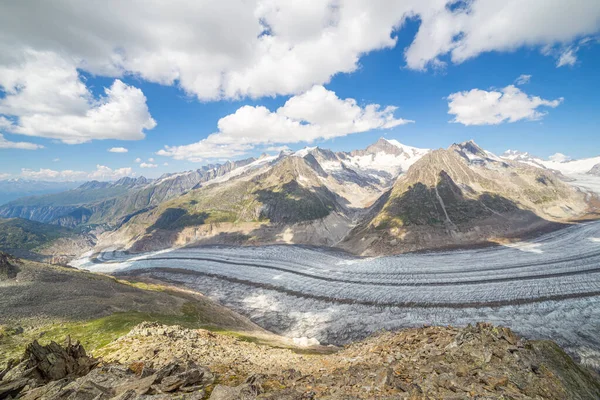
[503,149,532,160]
[382,138,429,157]
[293,146,317,158]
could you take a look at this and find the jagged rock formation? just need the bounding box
[0,339,98,398]
[2,322,599,399]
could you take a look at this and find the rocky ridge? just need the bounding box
[1,322,599,399]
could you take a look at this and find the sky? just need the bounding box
[0,0,599,181]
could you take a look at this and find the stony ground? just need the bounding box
[4,322,599,399]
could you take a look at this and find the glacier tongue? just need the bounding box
[76,220,600,370]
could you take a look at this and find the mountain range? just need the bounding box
[0,179,82,206]
[1,138,599,258]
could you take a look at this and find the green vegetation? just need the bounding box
[0,218,73,251]
[0,303,228,366]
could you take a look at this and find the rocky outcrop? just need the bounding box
[7,322,587,399]
[0,338,98,398]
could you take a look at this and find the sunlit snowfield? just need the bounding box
[74,221,600,369]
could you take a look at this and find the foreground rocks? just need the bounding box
[1,322,600,399]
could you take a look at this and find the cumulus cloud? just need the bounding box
[448,84,563,126]
[265,145,291,153]
[0,173,11,180]
[0,133,43,150]
[0,51,156,144]
[548,153,571,162]
[109,147,129,153]
[20,165,134,181]
[158,85,411,161]
[515,74,532,85]
[134,158,142,163]
[140,162,158,168]
[0,1,597,102]
[404,1,600,70]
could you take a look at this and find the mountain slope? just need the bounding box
[341,141,590,255]
[102,155,352,251]
[0,218,94,263]
[0,159,259,229]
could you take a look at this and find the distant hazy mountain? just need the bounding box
[0,179,81,205]
[502,149,600,175]
[0,158,258,228]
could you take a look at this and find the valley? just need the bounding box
[73,220,600,371]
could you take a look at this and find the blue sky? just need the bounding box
[0,1,599,181]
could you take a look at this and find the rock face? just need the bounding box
[0,252,20,280]
[0,339,98,398]
[3,322,594,399]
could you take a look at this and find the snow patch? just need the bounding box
[293,337,321,347]
[502,242,544,254]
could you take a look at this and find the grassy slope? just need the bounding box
[0,260,267,367]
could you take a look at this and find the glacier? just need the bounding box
[74,220,600,369]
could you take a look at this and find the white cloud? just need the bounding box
[557,48,577,67]
[515,74,532,85]
[148,158,155,162]
[134,158,142,163]
[88,165,134,180]
[163,162,169,166]
[265,145,291,152]
[548,152,571,162]
[405,1,600,70]
[158,85,411,161]
[448,84,563,126]
[53,158,60,162]
[140,162,158,168]
[20,165,134,181]
[0,173,11,180]
[0,1,597,103]
[109,147,129,153]
[0,51,156,144]
[0,133,43,150]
